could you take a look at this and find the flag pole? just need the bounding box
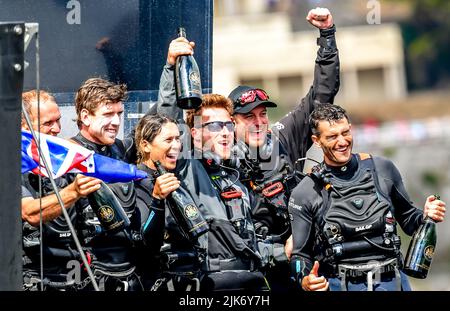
[21,106,100,291]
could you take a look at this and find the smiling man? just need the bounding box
[21,90,102,291]
[148,94,269,292]
[155,7,340,292]
[288,104,447,291]
[69,78,143,290]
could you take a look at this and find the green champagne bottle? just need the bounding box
[403,215,437,279]
[154,161,209,240]
[87,181,131,233]
[174,27,202,109]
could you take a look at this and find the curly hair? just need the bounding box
[309,103,350,136]
[75,78,127,128]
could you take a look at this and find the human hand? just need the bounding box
[424,195,446,222]
[301,261,329,291]
[73,175,102,197]
[306,7,334,30]
[167,37,195,66]
[152,173,180,200]
[284,234,293,260]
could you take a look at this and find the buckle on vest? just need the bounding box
[221,189,242,200]
[262,181,284,198]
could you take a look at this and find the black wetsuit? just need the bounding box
[21,174,79,290]
[289,153,425,291]
[69,133,144,291]
[154,25,340,292]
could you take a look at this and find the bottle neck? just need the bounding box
[424,216,436,224]
[178,28,186,38]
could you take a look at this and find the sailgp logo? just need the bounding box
[355,224,372,232]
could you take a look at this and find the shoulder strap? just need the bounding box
[111,139,126,158]
[357,153,392,208]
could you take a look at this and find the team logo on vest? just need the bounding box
[98,205,114,223]
[351,198,364,209]
[424,245,435,260]
[184,204,199,219]
[121,184,129,194]
[355,224,372,232]
[189,72,201,85]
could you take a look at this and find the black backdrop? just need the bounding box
[0,22,24,291]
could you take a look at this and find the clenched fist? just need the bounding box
[306,7,334,30]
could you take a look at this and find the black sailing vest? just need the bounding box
[314,154,401,265]
[22,173,79,266]
[235,134,302,241]
[69,134,138,268]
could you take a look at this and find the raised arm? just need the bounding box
[275,8,340,167]
[157,37,195,123]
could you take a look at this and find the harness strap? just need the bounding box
[337,257,401,291]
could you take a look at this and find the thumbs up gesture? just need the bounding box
[301,261,329,291]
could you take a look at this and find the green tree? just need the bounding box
[396,0,450,90]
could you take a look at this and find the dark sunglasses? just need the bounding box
[201,121,235,132]
[236,89,269,105]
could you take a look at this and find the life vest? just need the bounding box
[313,154,401,265]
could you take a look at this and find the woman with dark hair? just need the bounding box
[133,114,182,290]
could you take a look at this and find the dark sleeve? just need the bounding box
[156,63,184,123]
[135,180,166,252]
[288,177,318,285]
[375,157,424,236]
[122,63,178,164]
[22,185,33,198]
[275,26,340,167]
[123,129,137,164]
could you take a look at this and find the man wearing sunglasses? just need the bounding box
[148,94,269,292]
[225,7,339,292]
[155,7,339,292]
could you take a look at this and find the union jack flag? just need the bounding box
[21,130,147,183]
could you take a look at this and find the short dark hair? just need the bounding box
[134,114,177,163]
[309,104,350,136]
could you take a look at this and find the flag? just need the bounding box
[21,130,147,183]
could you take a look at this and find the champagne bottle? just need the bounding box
[154,161,209,240]
[174,27,202,109]
[403,214,437,279]
[87,181,131,233]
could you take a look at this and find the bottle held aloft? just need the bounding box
[87,181,131,233]
[403,195,439,279]
[154,160,209,240]
[174,27,202,109]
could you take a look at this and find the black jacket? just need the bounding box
[155,26,340,241]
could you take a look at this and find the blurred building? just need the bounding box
[213,0,408,109]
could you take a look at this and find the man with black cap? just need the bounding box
[227,7,339,292]
[156,7,340,291]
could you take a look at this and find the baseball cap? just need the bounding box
[228,85,277,114]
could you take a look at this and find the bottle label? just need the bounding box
[424,245,435,260]
[184,204,199,220]
[98,205,115,223]
[189,71,201,85]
